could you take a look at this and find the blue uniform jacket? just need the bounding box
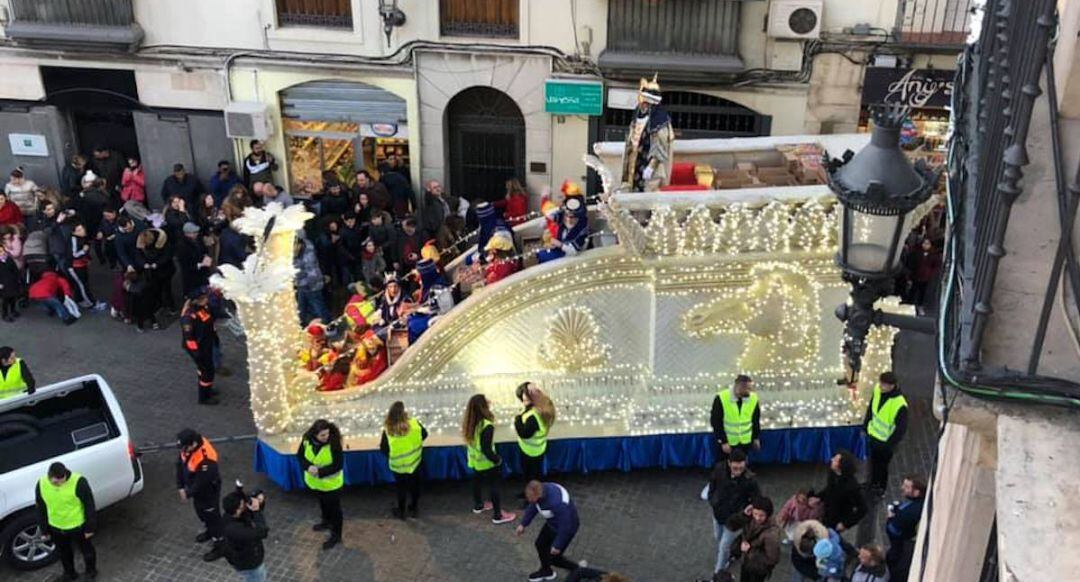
[521,482,580,551]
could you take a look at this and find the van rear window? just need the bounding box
[0,379,120,474]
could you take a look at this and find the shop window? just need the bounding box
[284,119,410,196]
[439,0,518,38]
[276,0,353,29]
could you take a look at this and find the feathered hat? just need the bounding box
[638,74,662,105]
[541,199,559,219]
[561,179,583,197]
[485,227,514,252]
[420,239,441,263]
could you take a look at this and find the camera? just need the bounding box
[235,479,266,511]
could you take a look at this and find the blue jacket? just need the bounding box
[816,529,846,579]
[209,172,242,206]
[521,482,580,551]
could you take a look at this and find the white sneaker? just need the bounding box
[491,511,516,525]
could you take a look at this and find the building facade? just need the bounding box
[0,0,970,210]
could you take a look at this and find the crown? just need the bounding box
[639,73,661,93]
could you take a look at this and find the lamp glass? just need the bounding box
[839,208,908,275]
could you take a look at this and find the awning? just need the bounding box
[281,81,407,125]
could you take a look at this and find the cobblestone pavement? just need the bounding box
[3,272,939,582]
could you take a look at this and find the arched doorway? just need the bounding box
[445,87,525,202]
[600,91,771,142]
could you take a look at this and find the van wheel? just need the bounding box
[1,511,57,570]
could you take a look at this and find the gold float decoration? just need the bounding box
[537,305,612,372]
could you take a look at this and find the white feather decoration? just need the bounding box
[210,253,296,303]
[232,202,313,237]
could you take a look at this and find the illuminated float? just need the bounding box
[213,133,924,489]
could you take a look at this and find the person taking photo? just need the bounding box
[221,488,269,582]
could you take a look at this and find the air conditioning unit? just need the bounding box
[768,0,823,40]
[224,101,274,140]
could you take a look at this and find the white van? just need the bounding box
[0,375,143,570]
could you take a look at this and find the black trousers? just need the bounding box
[471,467,503,517]
[186,349,216,401]
[393,467,422,512]
[51,526,96,578]
[521,452,545,484]
[887,538,915,582]
[193,495,223,540]
[738,569,770,582]
[535,523,579,571]
[868,439,895,490]
[316,489,343,538]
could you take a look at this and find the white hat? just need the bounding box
[565,197,583,212]
[81,171,98,185]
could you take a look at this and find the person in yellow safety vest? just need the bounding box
[462,394,516,525]
[380,401,429,520]
[296,419,344,549]
[0,346,36,399]
[862,371,908,496]
[514,382,557,489]
[710,374,761,464]
[35,462,97,580]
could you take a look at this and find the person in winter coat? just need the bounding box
[121,156,147,205]
[355,170,391,213]
[68,222,100,309]
[135,228,175,319]
[863,371,909,496]
[360,239,387,287]
[161,164,205,210]
[0,192,24,227]
[885,475,925,582]
[516,480,581,582]
[28,269,76,324]
[177,222,213,297]
[392,217,424,274]
[61,155,89,198]
[813,531,847,582]
[90,146,124,200]
[217,221,251,268]
[366,211,397,265]
[704,449,761,575]
[790,520,840,582]
[0,239,21,321]
[243,140,277,187]
[810,450,867,535]
[294,235,330,326]
[5,169,39,220]
[380,164,415,218]
[209,160,242,208]
[74,173,110,239]
[462,394,516,525]
[296,419,345,549]
[320,181,351,219]
[220,490,269,582]
[776,488,823,543]
[176,428,225,562]
[730,496,781,582]
[853,544,890,582]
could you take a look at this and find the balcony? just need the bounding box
[275,0,353,29]
[4,0,143,51]
[439,0,519,38]
[894,0,973,48]
[599,0,744,80]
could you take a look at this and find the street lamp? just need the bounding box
[825,105,939,381]
[378,0,407,47]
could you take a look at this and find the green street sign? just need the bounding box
[545,79,603,116]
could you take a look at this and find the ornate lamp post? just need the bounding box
[825,106,938,380]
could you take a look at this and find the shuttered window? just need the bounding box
[276,0,353,29]
[607,0,741,55]
[440,0,519,38]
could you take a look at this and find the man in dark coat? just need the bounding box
[176,428,224,561]
[886,475,926,582]
[176,222,212,296]
[706,449,761,575]
[863,371,909,496]
[161,164,205,210]
[220,490,269,580]
[91,145,125,199]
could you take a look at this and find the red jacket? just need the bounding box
[0,200,23,226]
[494,193,528,225]
[29,272,73,300]
[485,258,519,285]
[121,167,146,203]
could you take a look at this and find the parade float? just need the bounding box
[213,132,922,490]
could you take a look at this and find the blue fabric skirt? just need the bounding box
[255,426,867,491]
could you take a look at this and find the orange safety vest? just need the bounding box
[181,437,219,473]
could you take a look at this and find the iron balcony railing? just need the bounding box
[5,0,141,49]
[895,0,974,47]
[275,0,353,29]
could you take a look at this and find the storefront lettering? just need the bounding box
[884,69,953,108]
[862,68,955,109]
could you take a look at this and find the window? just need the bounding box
[440,0,518,38]
[276,0,353,29]
[607,0,740,55]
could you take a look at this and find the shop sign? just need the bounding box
[370,123,398,137]
[861,68,955,109]
[545,79,603,116]
[8,133,48,157]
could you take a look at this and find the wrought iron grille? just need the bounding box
[602,91,769,141]
[440,0,519,38]
[8,0,134,26]
[895,0,974,47]
[607,0,740,56]
[446,87,525,202]
[276,0,353,29]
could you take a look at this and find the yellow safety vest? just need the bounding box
[718,388,758,446]
[0,358,27,399]
[302,439,344,491]
[38,473,85,531]
[867,385,908,443]
[387,418,423,474]
[467,419,496,471]
[516,408,548,458]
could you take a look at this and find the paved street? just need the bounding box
[4,272,938,582]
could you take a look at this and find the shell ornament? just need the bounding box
[537,306,612,372]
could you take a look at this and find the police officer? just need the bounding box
[181,286,219,405]
[36,462,97,580]
[0,345,36,399]
[863,371,908,496]
[177,428,225,562]
[710,374,761,464]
